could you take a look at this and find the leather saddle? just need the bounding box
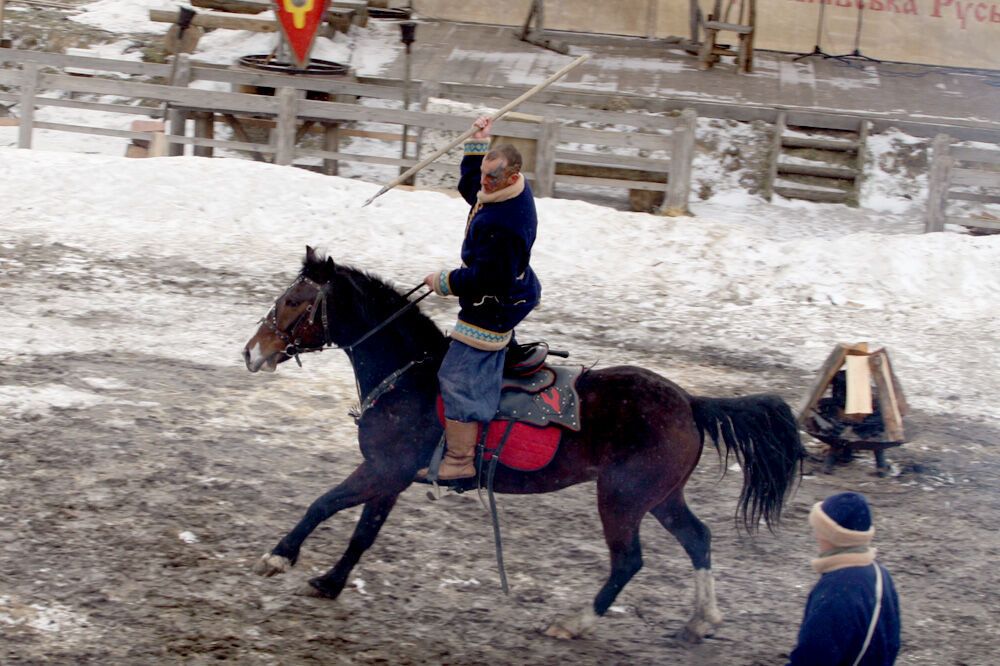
[503,341,567,379]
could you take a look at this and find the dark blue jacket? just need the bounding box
[788,563,901,666]
[447,153,541,336]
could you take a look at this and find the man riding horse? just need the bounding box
[420,116,542,481]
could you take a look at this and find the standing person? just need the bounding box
[420,116,542,481]
[787,492,901,666]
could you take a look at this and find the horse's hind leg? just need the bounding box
[650,493,722,642]
[254,462,389,577]
[298,492,400,598]
[544,483,647,639]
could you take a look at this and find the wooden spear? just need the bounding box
[361,53,590,207]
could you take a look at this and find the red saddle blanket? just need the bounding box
[435,397,561,471]
[434,365,582,471]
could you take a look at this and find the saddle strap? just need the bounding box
[485,420,516,595]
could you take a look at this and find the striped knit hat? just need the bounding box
[809,492,875,547]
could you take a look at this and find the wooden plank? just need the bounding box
[558,125,669,151]
[852,119,869,206]
[10,69,281,116]
[167,54,192,157]
[554,149,671,173]
[194,65,403,101]
[534,118,558,198]
[764,110,785,201]
[951,146,1000,165]
[165,133,277,154]
[274,87,298,166]
[149,8,279,32]
[296,145,460,170]
[781,135,858,151]
[17,62,37,149]
[33,121,155,142]
[947,215,1000,230]
[194,111,214,158]
[844,354,873,416]
[663,108,695,216]
[555,174,669,192]
[556,163,664,182]
[925,133,952,232]
[773,185,849,203]
[0,47,172,78]
[875,348,909,416]
[950,167,1000,188]
[869,352,904,441]
[948,190,1000,204]
[15,94,160,116]
[702,21,753,33]
[776,162,857,180]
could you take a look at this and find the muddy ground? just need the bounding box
[1,240,998,666]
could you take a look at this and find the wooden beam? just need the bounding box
[663,108,696,216]
[16,62,37,149]
[149,8,279,32]
[924,133,952,233]
[869,351,905,442]
[533,118,558,198]
[764,110,785,201]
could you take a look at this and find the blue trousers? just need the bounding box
[438,339,506,423]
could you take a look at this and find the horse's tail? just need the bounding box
[690,394,805,532]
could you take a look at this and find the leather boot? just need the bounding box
[417,419,480,481]
[436,419,480,480]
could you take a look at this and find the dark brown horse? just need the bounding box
[243,247,803,640]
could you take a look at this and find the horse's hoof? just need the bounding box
[296,578,337,599]
[252,553,292,577]
[543,622,576,640]
[679,618,717,643]
[543,609,597,640]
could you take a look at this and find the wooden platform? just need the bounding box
[368,21,1000,143]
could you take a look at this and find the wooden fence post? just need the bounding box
[17,62,38,149]
[533,118,558,198]
[663,108,696,216]
[274,86,298,166]
[924,133,953,233]
[194,111,214,158]
[167,53,191,157]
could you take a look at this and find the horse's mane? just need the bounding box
[300,253,448,356]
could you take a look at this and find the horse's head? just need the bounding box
[243,246,340,373]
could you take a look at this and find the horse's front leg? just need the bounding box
[253,461,390,577]
[299,492,400,599]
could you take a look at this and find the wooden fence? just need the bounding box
[925,134,1000,233]
[0,48,696,215]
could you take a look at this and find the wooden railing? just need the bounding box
[0,48,695,214]
[925,134,1000,233]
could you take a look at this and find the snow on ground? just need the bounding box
[1,149,998,428]
[1,0,997,427]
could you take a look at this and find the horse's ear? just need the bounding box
[305,245,318,264]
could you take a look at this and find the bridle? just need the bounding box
[260,274,433,410]
[260,275,335,366]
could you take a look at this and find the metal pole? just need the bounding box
[362,53,590,207]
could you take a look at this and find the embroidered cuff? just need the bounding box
[450,319,512,351]
[432,269,453,296]
[464,140,490,156]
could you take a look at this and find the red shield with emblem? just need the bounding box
[272,0,330,69]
